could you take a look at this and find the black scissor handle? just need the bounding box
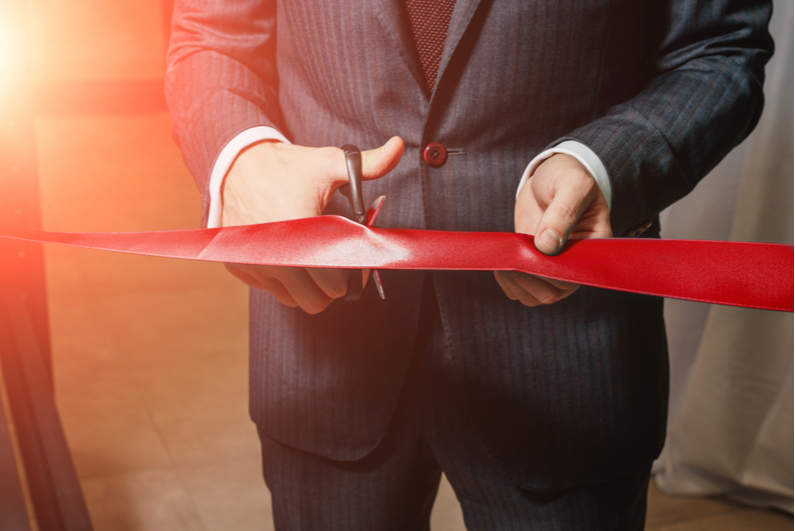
[340,144,366,224]
[340,144,365,300]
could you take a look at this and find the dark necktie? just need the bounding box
[405,0,456,92]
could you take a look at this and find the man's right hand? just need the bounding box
[221,136,404,314]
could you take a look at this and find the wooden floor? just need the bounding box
[38,114,792,530]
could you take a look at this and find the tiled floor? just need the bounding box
[37,114,791,530]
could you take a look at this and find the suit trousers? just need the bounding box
[257,273,652,530]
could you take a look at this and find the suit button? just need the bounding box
[423,142,447,168]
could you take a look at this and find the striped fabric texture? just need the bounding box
[166,0,773,490]
[257,278,652,529]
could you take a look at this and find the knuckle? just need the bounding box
[548,278,575,290]
[550,204,578,227]
[305,299,331,315]
[327,282,347,299]
[531,179,553,204]
[508,271,526,282]
[503,287,519,301]
[315,270,348,298]
[537,291,560,305]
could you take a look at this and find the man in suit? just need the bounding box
[166,1,773,528]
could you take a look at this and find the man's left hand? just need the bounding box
[494,153,612,306]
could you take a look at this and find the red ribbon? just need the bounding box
[0,216,791,312]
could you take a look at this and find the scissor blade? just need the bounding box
[371,269,386,299]
[365,196,387,299]
[365,196,386,227]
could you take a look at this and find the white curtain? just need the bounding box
[653,0,793,512]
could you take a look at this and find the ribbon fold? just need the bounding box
[0,216,791,312]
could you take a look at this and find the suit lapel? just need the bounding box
[373,0,428,98]
[375,0,485,100]
[433,0,485,98]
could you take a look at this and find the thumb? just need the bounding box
[361,136,404,180]
[534,185,591,256]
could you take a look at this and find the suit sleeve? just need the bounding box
[165,0,285,225]
[555,0,774,236]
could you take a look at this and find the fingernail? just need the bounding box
[536,228,562,255]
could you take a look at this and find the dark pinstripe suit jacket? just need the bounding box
[166,0,772,489]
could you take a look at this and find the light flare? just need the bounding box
[0,19,27,101]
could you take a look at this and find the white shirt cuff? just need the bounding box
[515,140,612,211]
[207,126,292,228]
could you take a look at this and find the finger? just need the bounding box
[534,183,593,255]
[360,136,404,180]
[514,186,545,236]
[495,271,543,307]
[538,275,579,291]
[225,264,299,307]
[494,271,521,301]
[307,268,350,299]
[259,277,300,307]
[510,271,579,305]
[224,263,267,290]
[570,206,613,239]
[272,267,335,314]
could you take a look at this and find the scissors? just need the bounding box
[338,144,386,301]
